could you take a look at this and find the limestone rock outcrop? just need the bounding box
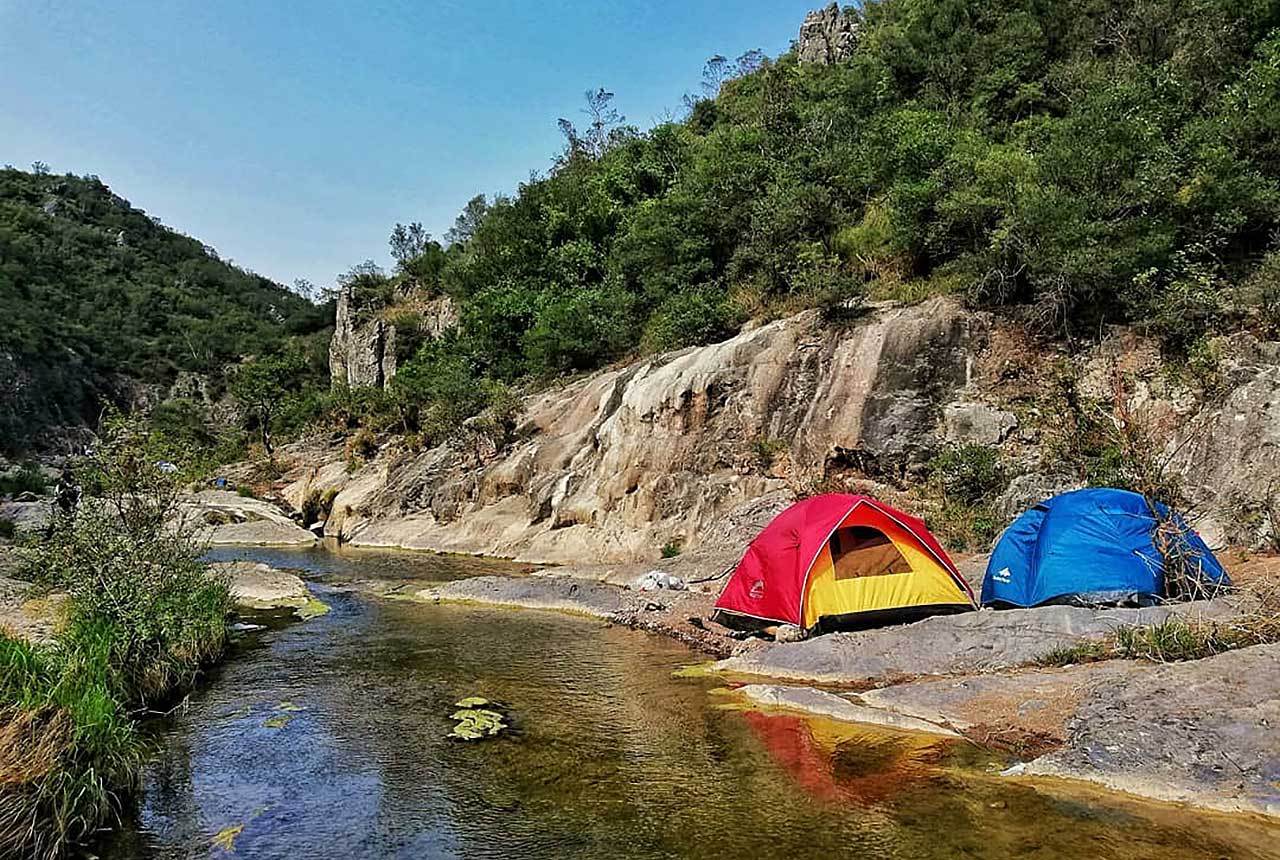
[797,3,860,65]
[329,284,397,389]
[286,299,983,563]
[279,295,1280,566]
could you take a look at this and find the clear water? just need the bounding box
[101,548,1277,859]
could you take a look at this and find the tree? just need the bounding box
[229,351,306,460]
[389,222,431,270]
[702,55,730,97]
[559,88,625,159]
[444,194,489,246]
[583,88,624,157]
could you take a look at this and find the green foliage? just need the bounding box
[0,168,328,454]
[1038,614,1280,667]
[929,445,1005,508]
[660,541,683,559]
[2,417,230,858]
[927,444,1008,550]
[229,349,309,460]
[381,0,1280,391]
[0,462,49,498]
[24,418,231,703]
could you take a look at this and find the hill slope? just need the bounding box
[0,168,327,453]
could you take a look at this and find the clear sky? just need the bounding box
[1,0,817,290]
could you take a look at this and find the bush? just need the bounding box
[0,463,49,498]
[926,444,1007,550]
[928,444,1005,507]
[2,416,230,858]
[641,287,743,352]
[24,419,231,703]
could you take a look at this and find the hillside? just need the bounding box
[0,167,329,453]
[322,0,1280,459]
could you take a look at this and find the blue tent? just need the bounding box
[982,488,1228,608]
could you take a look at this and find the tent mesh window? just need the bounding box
[829,526,911,580]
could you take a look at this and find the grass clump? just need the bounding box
[926,444,1007,550]
[1038,613,1280,668]
[0,463,49,499]
[0,417,231,859]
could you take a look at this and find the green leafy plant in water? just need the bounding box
[449,697,508,741]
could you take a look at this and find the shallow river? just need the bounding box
[101,546,1274,859]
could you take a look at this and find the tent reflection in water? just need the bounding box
[714,494,975,632]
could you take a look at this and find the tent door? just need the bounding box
[829,526,911,579]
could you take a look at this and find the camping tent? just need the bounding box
[982,488,1228,608]
[714,494,975,630]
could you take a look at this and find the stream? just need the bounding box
[100,546,1273,859]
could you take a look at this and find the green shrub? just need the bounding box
[0,463,49,498]
[641,287,744,352]
[661,541,683,558]
[928,444,1005,507]
[2,416,230,858]
[926,444,1008,550]
[752,437,788,473]
[1038,614,1280,667]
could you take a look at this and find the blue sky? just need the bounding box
[0,1,816,289]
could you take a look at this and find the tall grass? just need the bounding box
[1,417,231,858]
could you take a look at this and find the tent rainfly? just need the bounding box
[714,494,975,630]
[982,488,1229,608]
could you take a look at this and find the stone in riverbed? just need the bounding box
[210,561,329,619]
[184,490,317,547]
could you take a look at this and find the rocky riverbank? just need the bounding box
[0,554,329,644]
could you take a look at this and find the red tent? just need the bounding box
[714,494,975,629]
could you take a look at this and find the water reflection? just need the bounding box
[101,553,1276,860]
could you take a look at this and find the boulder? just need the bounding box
[942,401,1018,446]
[184,490,317,547]
[210,561,328,618]
[996,472,1082,519]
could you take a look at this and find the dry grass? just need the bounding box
[1039,561,1280,667]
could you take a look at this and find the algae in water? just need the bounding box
[449,697,508,740]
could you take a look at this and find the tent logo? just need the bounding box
[748,579,766,600]
[994,567,1012,583]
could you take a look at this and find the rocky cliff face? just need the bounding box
[328,285,397,389]
[287,299,984,562]
[279,297,1280,564]
[797,3,860,65]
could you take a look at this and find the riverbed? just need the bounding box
[100,548,1275,859]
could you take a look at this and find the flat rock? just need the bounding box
[0,573,64,645]
[1024,644,1280,817]
[748,646,1280,817]
[417,574,634,619]
[715,599,1240,685]
[413,573,731,655]
[0,500,51,536]
[185,490,317,547]
[210,561,318,613]
[737,684,959,737]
